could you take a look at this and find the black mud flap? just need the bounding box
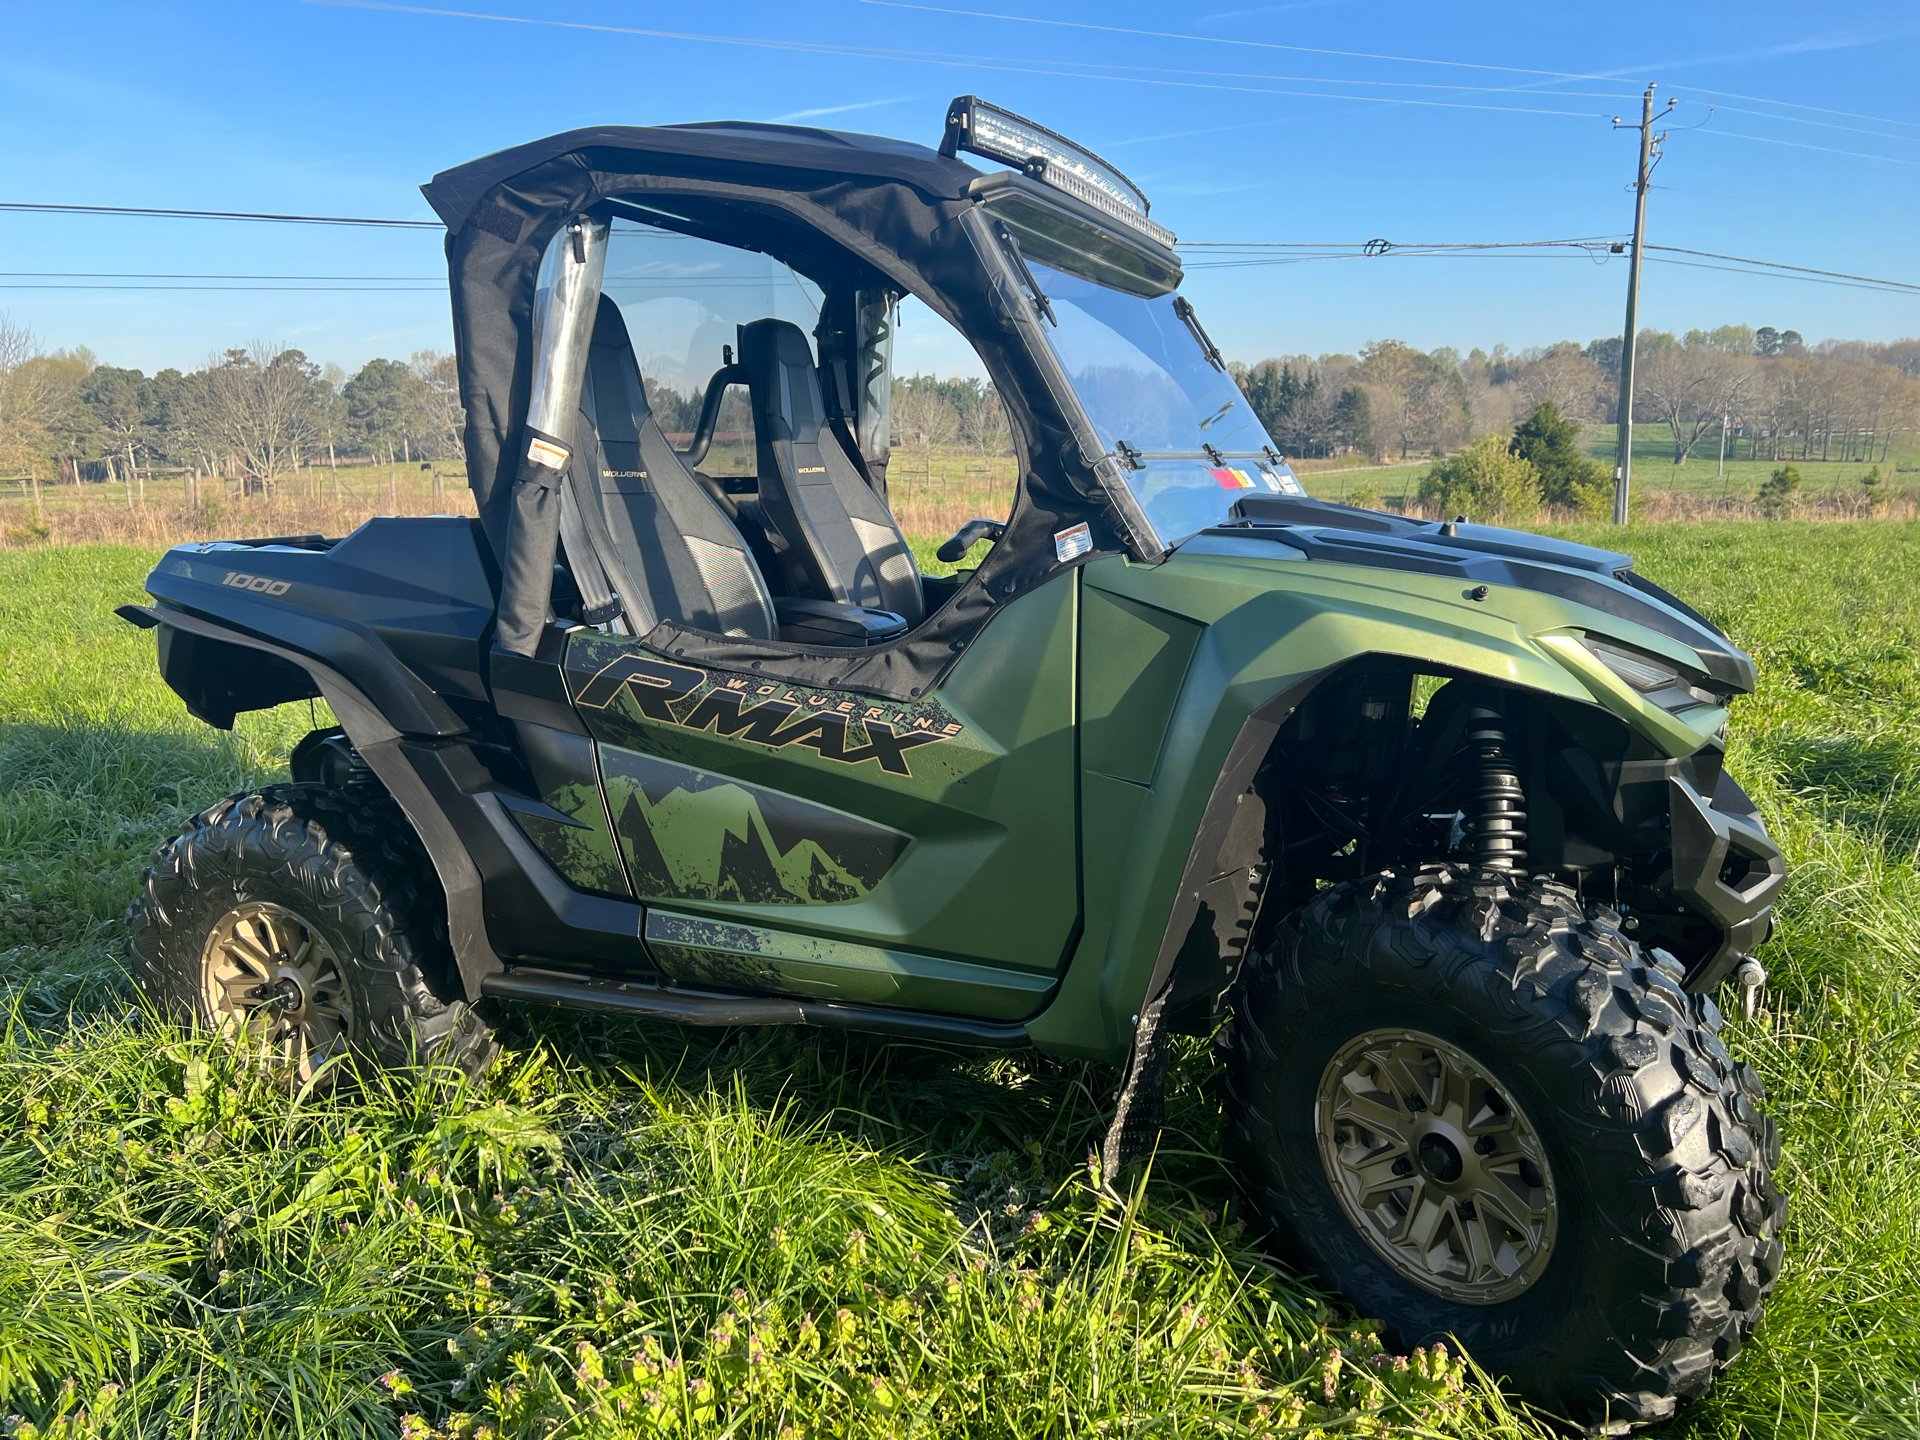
[1100,987,1169,1184]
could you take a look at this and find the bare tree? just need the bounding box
[956,386,1012,455]
[189,343,325,492]
[1636,344,1756,465]
[0,313,85,476]
[410,350,466,461]
[1354,340,1467,460]
[889,383,958,449]
[1512,343,1607,423]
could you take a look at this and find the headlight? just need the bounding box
[1577,636,1720,713]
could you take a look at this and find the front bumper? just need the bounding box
[1671,772,1785,991]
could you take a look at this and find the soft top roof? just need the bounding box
[428,118,1148,699]
[422,121,981,237]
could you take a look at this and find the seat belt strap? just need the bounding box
[557,479,625,628]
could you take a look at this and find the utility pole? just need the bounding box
[1611,84,1674,525]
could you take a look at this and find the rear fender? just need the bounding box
[124,604,503,997]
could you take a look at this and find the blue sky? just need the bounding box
[2,0,1915,377]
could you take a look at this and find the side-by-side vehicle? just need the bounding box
[121,97,1785,1427]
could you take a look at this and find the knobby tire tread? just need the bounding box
[1227,865,1784,1428]
[127,783,496,1084]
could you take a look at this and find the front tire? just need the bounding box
[128,784,496,1088]
[1227,866,1784,1429]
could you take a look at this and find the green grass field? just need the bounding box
[2,526,1917,1437]
[1575,424,1919,502]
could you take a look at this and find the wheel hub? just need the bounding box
[1417,1132,1464,1183]
[201,901,354,1084]
[1316,1027,1557,1305]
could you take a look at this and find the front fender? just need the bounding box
[1026,545,1644,1063]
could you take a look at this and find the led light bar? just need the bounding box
[940,96,1173,247]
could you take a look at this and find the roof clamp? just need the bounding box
[1202,443,1226,468]
[1264,445,1286,468]
[994,221,1056,326]
[1172,296,1225,372]
[1114,439,1144,472]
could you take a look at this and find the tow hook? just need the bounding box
[1735,956,1768,1022]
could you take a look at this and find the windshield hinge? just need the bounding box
[995,221,1057,326]
[1114,439,1144,471]
[1172,296,1225,371]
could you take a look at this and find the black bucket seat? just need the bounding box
[565,298,778,640]
[737,318,923,626]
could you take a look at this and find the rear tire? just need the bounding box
[1227,865,1784,1429]
[128,783,496,1088]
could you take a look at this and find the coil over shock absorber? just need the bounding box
[1464,704,1527,872]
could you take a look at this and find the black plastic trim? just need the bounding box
[143,574,468,736]
[1670,772,1784,991]
[121,603,502,995]
[1139,667,1336,1011]
[482,967,1032,1046]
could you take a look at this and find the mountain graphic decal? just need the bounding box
[599,746,909,905]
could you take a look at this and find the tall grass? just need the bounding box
[1,526,1916,1436]
[0,549,1538,1437]
[1548,523,1920,1439]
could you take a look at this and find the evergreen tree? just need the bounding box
[343,357,429,461]
[1755,463,1802,519]
[1508,400,1610,507]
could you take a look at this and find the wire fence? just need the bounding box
[5,447,1916,553]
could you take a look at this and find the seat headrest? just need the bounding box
[737,317,823,444]
[588,295,654,422]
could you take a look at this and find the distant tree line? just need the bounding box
[6,307,1918,494]
[640,370,1016,457]
[0,316,462,491]
[1233,324,1920,467]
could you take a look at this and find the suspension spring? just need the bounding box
[1464,706,1528,873]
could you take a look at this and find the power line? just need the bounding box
[1178,236,1920,297]
[1645,246,1920,293]
[307,4,1609,118]
[1688,127,1920,167]
[331,0,1920,148]
[7,212,1910,297]
[1702,103,1920,144]
[1677,85,1920,133]
[1643,256,1920,298]
[855,0,1918,136]
[0,201,441,228]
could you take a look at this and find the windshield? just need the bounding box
[1029,259,1303,543]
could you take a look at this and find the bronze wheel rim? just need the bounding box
[200,901,354,1084]
[1316,1027,1557,1304]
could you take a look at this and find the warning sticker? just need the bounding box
[1211,466,1258,491]
[1054,521,1093,562]
[528,436,570,470]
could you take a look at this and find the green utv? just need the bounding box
[121,98,1785,1427]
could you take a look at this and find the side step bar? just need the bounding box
[481,968,1031,1049]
